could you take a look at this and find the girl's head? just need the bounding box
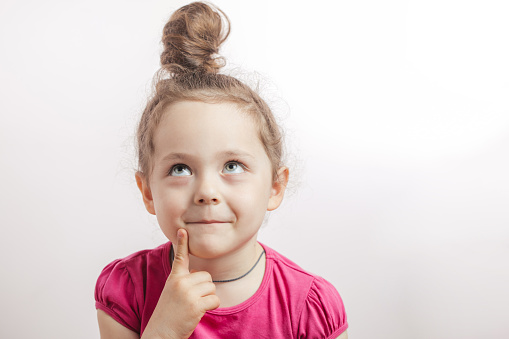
[134,2,288,257]
[136,1,284,182]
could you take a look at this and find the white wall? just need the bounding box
[1,0,508,338]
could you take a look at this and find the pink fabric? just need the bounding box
[95,242,348,338]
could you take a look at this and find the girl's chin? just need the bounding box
[188,242,227,259]
[186,232,229,253]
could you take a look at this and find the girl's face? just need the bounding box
[136,101,287,259]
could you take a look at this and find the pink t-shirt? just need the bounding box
[95,242,348,338]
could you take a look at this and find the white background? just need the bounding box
[1,0,508,338]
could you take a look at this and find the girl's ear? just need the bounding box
[267,167,289,211]
[135,171,156,215]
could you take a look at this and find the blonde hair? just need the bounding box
[136,2,284,181]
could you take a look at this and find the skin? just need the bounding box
[97,101,348,338]
[139,101,286,265]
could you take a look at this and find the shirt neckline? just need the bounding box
[161,242,273,315]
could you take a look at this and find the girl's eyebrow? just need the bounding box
[220,150,255,160]
[160,150,255,163]
[160,152,191,163]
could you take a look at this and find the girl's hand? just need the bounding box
[141,229,220,339]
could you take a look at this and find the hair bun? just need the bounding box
[160,2,230,75]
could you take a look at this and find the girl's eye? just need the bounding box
[223,161,245,174]
[170,164,192,176]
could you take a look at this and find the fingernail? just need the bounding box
[177,229,183,239]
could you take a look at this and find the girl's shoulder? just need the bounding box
[94,242,172,333]
[262,242,332,286]
[261,243,349,337]
[96,242,172,283]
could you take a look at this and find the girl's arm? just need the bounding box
[96,230,218,339]
[336,330,348,339]
[97,309,140,339]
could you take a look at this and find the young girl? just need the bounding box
[95,2,348,338]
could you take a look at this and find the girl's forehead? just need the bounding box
[161,101,255,128]
[153,101,265,160]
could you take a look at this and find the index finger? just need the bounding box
[171,228,190,275]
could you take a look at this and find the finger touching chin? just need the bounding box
[186,238,226,259]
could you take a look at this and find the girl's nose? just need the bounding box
[194,177,221,205]
[196,196,219,205]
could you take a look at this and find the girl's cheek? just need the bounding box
[160,179,193,198]
[164,176,192,187]
[231,183,266,204]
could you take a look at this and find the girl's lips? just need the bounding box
[187,220,228,224]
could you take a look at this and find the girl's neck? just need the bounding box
[188,241,264,282]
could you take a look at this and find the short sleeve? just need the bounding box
[297,277,348,339]
[95,259,141,333]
